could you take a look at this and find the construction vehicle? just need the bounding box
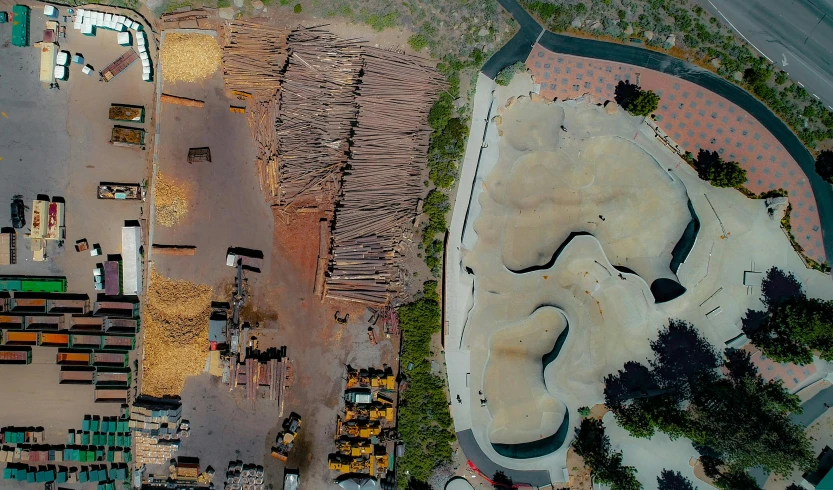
[336,418,381,439]
[283,469,299,490]
[271,413,302,462]
[344,405,369,421]
[327,455,370,474]
[335,438,373,457]
[344,388,372,405]
[231,90,251,100]
[368,405,394,422]
[370,372,396,390]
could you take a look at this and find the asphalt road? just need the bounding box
[693,0,833,109]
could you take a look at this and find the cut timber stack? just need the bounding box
[273,27,363,208]
[248,97,279,199]
[325,48,447,305]
[221,20,288,99]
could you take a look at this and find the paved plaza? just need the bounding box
[527,44,826,264]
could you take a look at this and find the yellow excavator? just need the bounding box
[337,418,381,438]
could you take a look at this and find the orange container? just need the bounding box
[4,331,38,345]
[40,333,69,346]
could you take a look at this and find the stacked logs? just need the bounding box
[248,97,280,198]
[274,27,363,208]
[325,48,447,305]
[222,20,288,98]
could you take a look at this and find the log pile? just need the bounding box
[221,20,288,98]
[248,97,280,199]
[274,27,363,208]
[325,48,447,305]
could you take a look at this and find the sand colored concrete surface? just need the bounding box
[445,73,833,487]
[485,307,567,444]
[485,96,690,282]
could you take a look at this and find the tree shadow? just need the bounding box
[604,361,658,405]
[761,266,805,307]
[492,471,513,489]
[657,469,695,490]
[614,80,641,106]
[694,149,721,178]
[817,149,833,183]
[405,480,432,490]
[740,308,768,336]
[723,348,759,382]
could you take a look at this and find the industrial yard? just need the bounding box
[1,4,438,490]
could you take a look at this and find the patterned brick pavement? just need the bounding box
[527,44,826,263]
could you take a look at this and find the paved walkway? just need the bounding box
[527,45,826,264]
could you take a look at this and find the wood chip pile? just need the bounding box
[154,172,188,227]
[325,48,447,305]
[161,33,222,83]
[142,269,212,397]
[222,21,288,98]
[271,27,363,208]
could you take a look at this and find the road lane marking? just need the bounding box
[813,93,821,99]
[798,82,805,87]
[708,0,773,62]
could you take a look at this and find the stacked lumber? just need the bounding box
[325,48,447,305]
[161,94,205,107]
[273,27,363,208]
[248,97,280,198]
[221,20,288,98]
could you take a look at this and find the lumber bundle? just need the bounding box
[248,97,280,198]
[221,20,288,98]
[161,94,205,107]
[273,27,363,208]
[325,48,447,305]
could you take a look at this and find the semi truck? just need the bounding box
[59,366,95,384]
[0,347,32,364]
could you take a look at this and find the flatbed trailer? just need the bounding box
[97,183,142,200]
[110,126,145,147]
[101,49,138,82]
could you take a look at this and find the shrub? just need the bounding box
[408,34,428,51]
[495,61,526,86]
[624,89,660,116]
[695,149,747,188]
[292,2,301,12]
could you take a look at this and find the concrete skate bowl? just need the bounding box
[483,306,570,455]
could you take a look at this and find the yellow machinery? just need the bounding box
[346,369,360,389]
[368,406,393,422]
[328,455,370,474]
[370,374,395,390]
[338,419,381,439]
[345,406,369,421]
[335,438,372,457]
[229,106,246,114]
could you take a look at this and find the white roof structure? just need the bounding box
[53,66,66,79]
[445,478,475,490]
[121,226,142,296]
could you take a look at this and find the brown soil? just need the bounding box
[565,447,593,490]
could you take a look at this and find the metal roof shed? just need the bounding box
[121,226,142,295]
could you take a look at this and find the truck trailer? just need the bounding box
[57,348,93,365]
[59,366,95,384]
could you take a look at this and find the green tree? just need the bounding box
[696,150,747,187]
[578,406,591,418]
[743,65,772,88]
[750,295,833,364]
[292,2,301,13]
[623,89,660,116]
[816,150,833,184]
[657,470,695,490]
[573,419,643,490]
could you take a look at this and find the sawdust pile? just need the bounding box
[142,269,212,397]
[154,173,188,227]
[161,33,222,83]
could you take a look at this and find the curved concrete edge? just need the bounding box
[457,429,553,487]
[486,0,833,265]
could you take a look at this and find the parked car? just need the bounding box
[10,196,25,229]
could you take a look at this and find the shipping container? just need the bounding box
[47,297,90,314]
[122,227,142,295]
[70,316,104,331]
[104,261,120,296]
[0,315,25,330]
[101,335,134,351]
[69,333,102,349]
[4,331,38,345]
[10,298,46,313]
[25,315,64,331]
[59,366,95,384]
[94,388,128,403]
[11,5,30,47]
[0,347,32,364]
[0,276,66,293]
[91,351,128,367]
[104,317,138,334]
[57,348,93,365]
[93,301,138,318]
[94,368,131,385]
[39,333,69,347]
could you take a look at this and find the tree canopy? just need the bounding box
[614,80,660,116]
[572,418,643,490]
[605,319,815,480]
[494,61,527,86]
[695,149,747,188]
[816,150,833,184]
[657,470,695,490]
[750,294,833,364]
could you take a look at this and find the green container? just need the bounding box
[82,417,91,432]
[81,433,90,445]
[79,470,88,483]
[107,434,115,446]
[11,5,29,47]
[15,468,26,481]
[57,471,67,483]
[0,12,8,23]
[90,419,99,432]
[3,467,12,479]
[26,471,35,483]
